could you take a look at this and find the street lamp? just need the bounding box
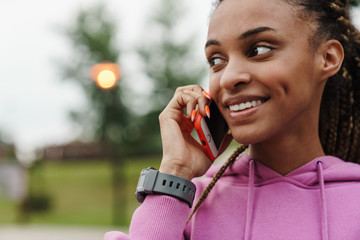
[90,63,121,89]
[89,62,126,225]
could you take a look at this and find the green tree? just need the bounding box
[0,130,16,162]
[61,4,131,150]
[60,4,129,226]
[135,0,207,152]
[350,0,360,7]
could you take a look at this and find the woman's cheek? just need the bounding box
[208,75,220,100]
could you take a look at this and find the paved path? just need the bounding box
[0,225,128,240]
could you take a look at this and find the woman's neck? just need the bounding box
[249,130,325,176]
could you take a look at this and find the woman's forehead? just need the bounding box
[210,0,295,24]
[208,0,312,40]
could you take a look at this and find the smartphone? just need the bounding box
[194,100,229,161]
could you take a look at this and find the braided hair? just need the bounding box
[188,0,360,222]
[187,144,248,222]
[287,0,360,162]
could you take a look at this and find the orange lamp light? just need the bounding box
[90,63,121,89]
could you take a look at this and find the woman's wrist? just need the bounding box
[159,161,195,181]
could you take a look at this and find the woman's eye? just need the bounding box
[209,57,225,67]
[249,45,272,57]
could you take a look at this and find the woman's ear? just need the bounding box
[318,39,344,81]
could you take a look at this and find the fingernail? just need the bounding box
[205,105,210,119]
[191,110,196,122]
[202,90,212,100]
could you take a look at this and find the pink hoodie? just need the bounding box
[105,155,360,240]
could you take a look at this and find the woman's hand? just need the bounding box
[158,85,213,180]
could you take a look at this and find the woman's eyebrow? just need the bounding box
[205,26,276,50]
[239,26,276,40]
[205,39,220,49]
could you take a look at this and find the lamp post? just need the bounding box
[90,62,126,226]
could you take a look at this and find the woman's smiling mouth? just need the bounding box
[227,96,269,112]
[229,100,264,112]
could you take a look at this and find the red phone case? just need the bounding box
[194,113,218,161]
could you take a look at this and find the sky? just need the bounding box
[0,0,211,155]
[1,0,360,157]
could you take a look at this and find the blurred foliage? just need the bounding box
[56,1,207,227]
[60,5,132,226]
[20,160,52,221]
[0,129,16,162]
[134,0,206,151]
[61,4,131,153]
[350,0,360,7]
[138,0,206,111]
[138,0,206,104]
[0,144,16,163]
[21,194,52,213]
[60,1,206,155]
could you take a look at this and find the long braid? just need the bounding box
[350,97,360,160]
[318,101,329,149]
[298,0,360,163]
[329,1,353,160]
[349,72,360,160]
[336,75,353,160]
[326,0,360,162]
[318,0,344,157]
[344,15,360,162]
[187,144,248,223]
[320,87,340,156]
[349,61,360,160]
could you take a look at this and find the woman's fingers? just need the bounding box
[182,89,210,119]
[165,85,210,120]
[158,85,215,179]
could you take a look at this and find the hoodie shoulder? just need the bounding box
[319,156,360,182]
[285,155,360,186]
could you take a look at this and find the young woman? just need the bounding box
[105,0,360,239]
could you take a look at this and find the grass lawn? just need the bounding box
[0,142,241,227]
[0,155,161,227]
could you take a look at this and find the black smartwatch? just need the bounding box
[135,167,196,208]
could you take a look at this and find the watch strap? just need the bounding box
[135,167,196,208]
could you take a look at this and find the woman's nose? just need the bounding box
[220,60,251,90]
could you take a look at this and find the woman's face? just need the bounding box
[206,0,326,144]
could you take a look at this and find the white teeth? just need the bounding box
[229,100,263,112]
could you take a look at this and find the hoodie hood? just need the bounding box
[206,154,360,186]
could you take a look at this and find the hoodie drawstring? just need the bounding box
[317,161,329,240]
[244,160,329,240]
[244,159,255,240]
